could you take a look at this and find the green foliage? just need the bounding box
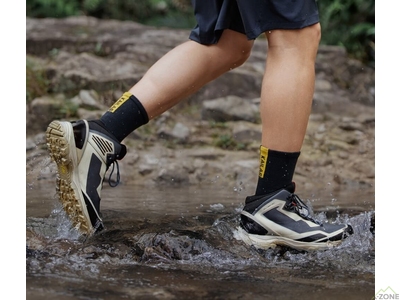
[58,101,79,118]
[318,0,375,64]
[210,121,228,129]
[213,134,246,151]
[26,0,81,18]
[26,57,50,103]
[26,0,195,26]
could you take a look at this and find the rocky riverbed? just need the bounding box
[26,16,375,198]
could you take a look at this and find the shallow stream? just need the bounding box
[26,182,374,300]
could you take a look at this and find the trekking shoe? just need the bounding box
[46,120,126,235]
[238,183,353,251]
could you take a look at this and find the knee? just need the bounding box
[301,23,321,59]
[267,23,321,57]
[229,44,252,68]
[308,23,321,46]
[217,29,253,69]
[294,23,321,50]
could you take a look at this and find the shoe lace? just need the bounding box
[108,161,121,187]
[285,194,322,225]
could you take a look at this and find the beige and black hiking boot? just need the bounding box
[238,182,353,251]
[46,119,126,235]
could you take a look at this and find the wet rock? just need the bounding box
[28,94,66,133]
[231,121,262,144]
[155,165,190,186]
[157,122,190,142]
[171,122,190,141]
[77,108,105,120]
[187,148,226,160]
[233,159,259,187]
[339,121,364,132]
[201,95,259,123]
[51,51,146,93]
[70,89,106,110]
[26,138,36,151]
[315,78,333,92]
[133,231,212,262]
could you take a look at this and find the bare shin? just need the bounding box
[260,23,321,152]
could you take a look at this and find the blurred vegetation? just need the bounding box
[26,57,49,103]
[26,0,195,28]
[26,0,374,65]
[318,0,375,66]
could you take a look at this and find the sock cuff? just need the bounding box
[129,94,149,124]
[258,145,300,180]
[100,92,150,142]
[107,92,149,124]
[260,145,300,158]
[88,120,119,142]
[255,145,300,196]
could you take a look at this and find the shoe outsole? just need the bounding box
[235,226,342,251]
[46,120,94,235]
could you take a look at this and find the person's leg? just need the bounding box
[130,29,253,120]
[47,29,254,235]
[254,23,321,195]
[240,23,353,250]
[98,29,253,142]
[261,23,320,152]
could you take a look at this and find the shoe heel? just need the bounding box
[46,121,72,177]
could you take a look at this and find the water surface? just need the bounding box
[26,182,374,300]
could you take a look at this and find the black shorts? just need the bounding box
[189,0,320,45]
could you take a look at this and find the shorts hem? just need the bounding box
[245,15,320,39]
[189,15,320,45]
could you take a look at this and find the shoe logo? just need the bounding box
[92,135,114,156]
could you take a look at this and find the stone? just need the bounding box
[201,95,259,123]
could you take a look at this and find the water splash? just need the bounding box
[27,185,374,298]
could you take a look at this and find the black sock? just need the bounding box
[94,92,149,142]
[255,146,300,195]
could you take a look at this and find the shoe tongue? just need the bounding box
[285,182,296,193]
[88,120,126,160]
[117,144,127,160]
[88,120,120,142]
